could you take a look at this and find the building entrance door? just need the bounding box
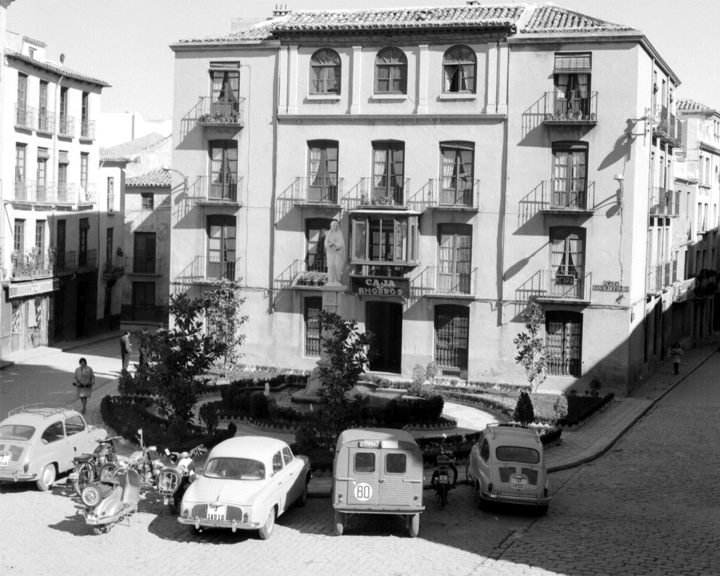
[132,282,156,321]
[366,301,402,373]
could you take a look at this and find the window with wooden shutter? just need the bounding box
[545,311,582,376]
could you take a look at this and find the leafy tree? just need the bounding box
[513,302,547,392]
[119,292,227,427]
[203,279,248,378]
[294,310,374,452]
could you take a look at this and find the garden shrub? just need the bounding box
[249,391,270,419]
[384,394,444,425]
[199,402,220,434]
[513,391,535,424]
[589,377,602,398]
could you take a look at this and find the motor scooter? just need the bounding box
[80,467,141,534]
[156,446,204,515]
[98,429,159,489]
[430,436,458,508]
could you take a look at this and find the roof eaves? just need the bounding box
[4,50,111,87]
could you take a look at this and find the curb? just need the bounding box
[547,344,720,473]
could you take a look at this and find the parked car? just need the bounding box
[0,404,108,491]
[332,428,424,537]
[466,423,550,514]
[178,436,311,539]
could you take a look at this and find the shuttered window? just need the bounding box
[546,311,582,376]
[304,297,322,357]
[438,224,472,294]
[434,305,469,377]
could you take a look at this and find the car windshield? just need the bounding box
[496,445,540,464]
[0,425,35,441]
[204,457,265,480]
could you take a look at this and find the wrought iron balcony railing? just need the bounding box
[357,176,410,208]
[537,180,595,212]
[543,92,598,124]
[192,175,243,203]
[537,269,592,301]
[80,119,95,140]
[412,265,477,297]
[37,110,55,134]
[290,176,342,205]
[78,183,97,204]
[124,255,163,275]
[426,179,480,209]
[649,188,677,217]
[196,97,246,126]
[11,252,55,279]
[15,103,35,129]
[58,115,75,137]
[181,255,241,281]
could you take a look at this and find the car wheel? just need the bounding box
[296,478,309,508]
[465,463,472,485]
[407,513,420,538]
[258,506,276,540]
[73,462,95,496]
[36,464,56,491]
[334,511,344,536]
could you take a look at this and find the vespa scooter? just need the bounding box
[80,467,141,534]
[156,446,203,515]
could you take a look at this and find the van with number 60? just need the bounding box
[332,428,424,538]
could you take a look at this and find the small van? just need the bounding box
[332,428,424,537]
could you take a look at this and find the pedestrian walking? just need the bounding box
[670,342,683,375]
[73,357,95,415]
[120,330,132,372]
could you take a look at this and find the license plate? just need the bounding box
[511,476,528,490]
[439,474,448,485]
[0,454,9,467]
[207,512,225,521]
[207,505,226,521]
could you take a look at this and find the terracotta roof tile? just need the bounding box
[126,169,171,188]
[676,98,714,112]
[4,49,110,87]
[520,4,633,34]
[177,3,637,45]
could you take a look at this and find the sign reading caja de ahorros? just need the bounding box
[351,276,410,297]
[592,280,629,293]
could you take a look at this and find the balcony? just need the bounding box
[55,249,98,274]
[101,256,125,282]
[543,92,598,125]
[536,181,595,214]
[412,265,478,298]
[15,103,35,130]
[290,176,343,208]
[37,110,55,134]
[78,183,97,204]
[10,252,54,280]
[196,97,245,128]
[55,183,78,204]
[291,258,329,289]
[354,177,411,209]
[124,256,163,276]
[178,255,241,283]
[534,269,592,304]
[649,188,678,217]
[80,119,95,141]
[647,262,673,295]
[653,106,680,145]
[426,179,480,211]
[58,115,75,138]
[192,176,243,205]
[13,180,32,202]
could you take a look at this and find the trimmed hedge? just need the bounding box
[100,396,236,452]
[558,393,615,427]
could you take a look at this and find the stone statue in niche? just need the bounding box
[324,219,345,286]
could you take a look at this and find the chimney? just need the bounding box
[272,4,290,17]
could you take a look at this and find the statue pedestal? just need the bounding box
[292,284,346,404]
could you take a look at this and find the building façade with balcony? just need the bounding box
[168,3,690,396]
[0,29,115,354]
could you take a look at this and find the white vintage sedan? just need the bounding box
[178,436,312,539]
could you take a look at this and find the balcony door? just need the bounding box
[372,141,404,205]
[56,220,66,269]
[552,142,587,209]
[438,224,472,294]
[209,141,238,201]
[207,215,236,279]
[210,68,239,115]
[133,232,156,274]
[440,143,474,206]
[308,140,338,203]
[550,227,585,298]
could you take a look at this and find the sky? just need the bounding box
[7,0,720,120]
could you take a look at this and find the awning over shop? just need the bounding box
[7,278,59,299]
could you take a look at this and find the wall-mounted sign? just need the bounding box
[592,280,629,293]
[8,279,59,299]
[555,274,575,285]
[351,275,410,297]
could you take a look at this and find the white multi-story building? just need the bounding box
[167,2,690,395]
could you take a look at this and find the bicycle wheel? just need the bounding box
[73,462,96,496]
